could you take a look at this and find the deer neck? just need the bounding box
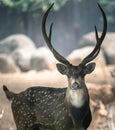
[65,77,89,108]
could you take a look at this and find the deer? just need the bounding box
[3,3,107,130]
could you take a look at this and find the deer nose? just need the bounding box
[71,82,80,90]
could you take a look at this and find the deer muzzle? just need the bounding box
[71,82,81,90]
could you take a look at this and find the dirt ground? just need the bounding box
[0,70,115,130]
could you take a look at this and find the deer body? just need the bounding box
[3,3,107,130]
[3,85,91,130]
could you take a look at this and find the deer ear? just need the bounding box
[56,63,68,75]
[84,62,96,75]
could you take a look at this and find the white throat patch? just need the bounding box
[69,88,88,108]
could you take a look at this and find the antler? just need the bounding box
[42,3,70,66]
[42,3,107,68]
[80,3,107,66]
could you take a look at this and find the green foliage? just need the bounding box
[98,0,115,11]
[0,0,115,27]
[0,0,69,12]
[98,0,115,24]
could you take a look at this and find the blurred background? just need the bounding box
[0,0,114,55]
[0,1,115,130]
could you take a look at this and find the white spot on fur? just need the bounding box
[0,109,4,119]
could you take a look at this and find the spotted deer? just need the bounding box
[3,3,107,130]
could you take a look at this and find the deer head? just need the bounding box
[42,2,107,107]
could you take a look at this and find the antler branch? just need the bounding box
[80,3,107,66]
[42,3,70,66]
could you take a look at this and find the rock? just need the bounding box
[0,54,19,73]
[30,47,56,71]
[79,32,101,48]
[86,67,108,84]
[87,83,115,130]
[0,34,37,72]
[107,103,115,130]
[87,83,115,105]
[104,65,115,86]
[102,33,115,64]
[11,49,34,72]
[103,42,115,64]
[89,100,109,130]
[79,32,115,64]
[87,64,115,86]
[0,34,36,54]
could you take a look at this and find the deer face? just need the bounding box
[56,63,95,89]
[56,63,95,108]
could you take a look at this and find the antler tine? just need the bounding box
[80,3,107,66]
[42,3,70,66]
